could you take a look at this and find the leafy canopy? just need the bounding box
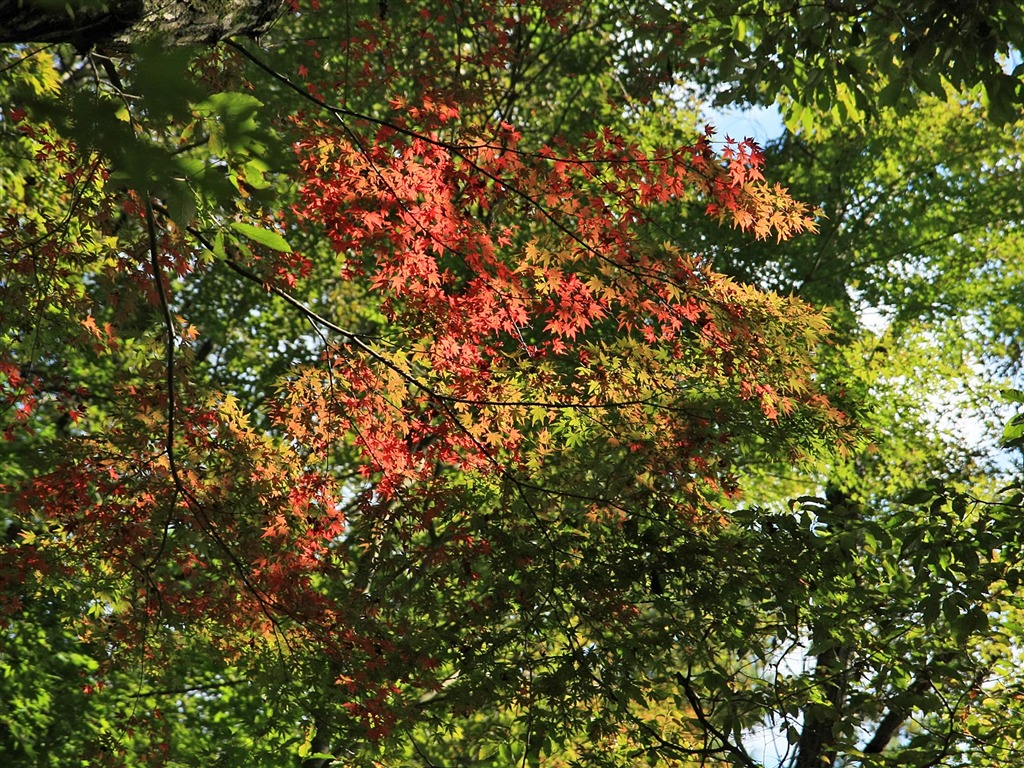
[2,1,1024,767]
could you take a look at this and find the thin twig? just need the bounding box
[144,195,180,488]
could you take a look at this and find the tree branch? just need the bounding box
[0,0,286,48]
[677,673,760,768]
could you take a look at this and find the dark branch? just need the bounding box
[677,673,760,768]
[0,0,285,48]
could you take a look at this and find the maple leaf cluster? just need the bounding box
[0,0,847,753]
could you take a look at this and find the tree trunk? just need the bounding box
[793,487,856,768]
[0,0,286,48]
[793,644,851,768]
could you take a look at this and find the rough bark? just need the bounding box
[0,0,286,48]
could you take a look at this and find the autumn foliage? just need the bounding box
[0,1,849,763]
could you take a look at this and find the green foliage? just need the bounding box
[674,0,1024,129]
